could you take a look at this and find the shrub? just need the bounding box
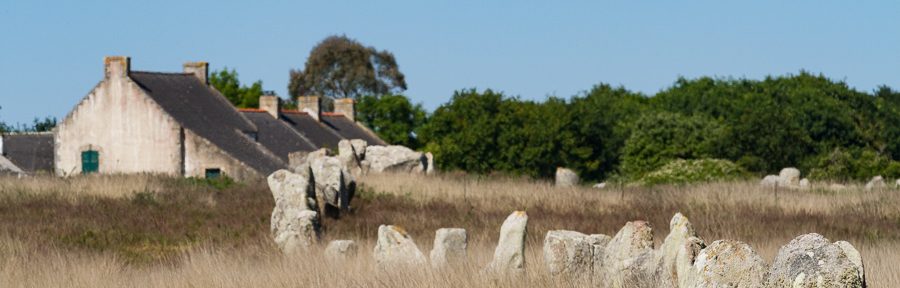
[637,158,749,185]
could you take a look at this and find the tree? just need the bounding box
[418,89,505,173]
[568,84,648,180]
[620,112,728,179]
[356,94,427,149]
[209,68,264,108]
[0,106,10,133]
[288,35,406,99]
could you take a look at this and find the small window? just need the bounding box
[81,150,99,174]
[205,168,222,179]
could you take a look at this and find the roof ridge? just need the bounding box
[129,71,192,76]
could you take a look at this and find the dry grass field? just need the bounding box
[0,173,898,287]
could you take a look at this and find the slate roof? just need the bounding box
[321,114,388,146]
[129,72,285,175]
[240,110,317,162]
[1,132,54,172]
[281,111,344,150]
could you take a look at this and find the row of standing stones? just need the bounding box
[556,165,896,191]
[269,139,434,253]
[270,153,867,287]
[761,167,894,191]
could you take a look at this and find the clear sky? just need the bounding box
[1,1,899,125]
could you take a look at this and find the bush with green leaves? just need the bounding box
[620,112,728,179]
[637,158,749,185]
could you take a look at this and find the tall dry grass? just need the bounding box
[0,173,897,287]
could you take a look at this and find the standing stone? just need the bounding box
[268,170,320,255]
[767,233,866,287]
[307,153,356,213]
[543,230,593,284]
[594,221,655,288]
[325,240,359,262]
[487,211,528,276]
[895,178,900,188]
[338,140,359,169]
[373,225,428,269]
[692,240,768,288]
[350,139,367,160]
[779,167,801,187]
[760,175,780,187]
[555,167,579,187]
[268,169,317,212]
[865,175,885,191]
[430,228,467,269]
[653,213,705,288]
[799,178,811,189]
[271,210,319,254]
[365,145,427,173]
[425,152,435,175]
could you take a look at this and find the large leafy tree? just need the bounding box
[209,68,264,108]
[288,35,407,99]
[418,89,505,173]
[357,94,427,148]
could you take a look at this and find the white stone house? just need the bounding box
[54,56,384,181]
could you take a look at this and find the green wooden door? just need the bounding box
[81,150,99,174]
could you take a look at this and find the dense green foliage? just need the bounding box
[0,106,56,133]
[209,68,264,108]
[411,72,900,183]
[356,94,427,148]
[288,35,407,99]
[637,159,749,185]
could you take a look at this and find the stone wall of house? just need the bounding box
[55,59,182,176]
[183,129,260,181]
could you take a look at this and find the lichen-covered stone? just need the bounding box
[767,233,866,287]
[268,170,320,254]
[693,240,768,288]
[594,221,655,288]
[365,145,427,173]
[430,228,467,269]
[543,230,593,284]
[487,211,528,276]
[271,210,319,254]
[653,213,705,288]
[373,225,427,269]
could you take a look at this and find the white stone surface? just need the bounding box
[365,145,427,173]
[767,233,866,287]
[430,228,467,269]
[487,211,528,276]
[555,167,579,187]
[373,225,427,269]
[693,240,768,288]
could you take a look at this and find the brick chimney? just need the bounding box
[259,93,281,119]
[334,98,356,122]
[298,96,321,121]
[183,61,209,85]
[104,56,130,79]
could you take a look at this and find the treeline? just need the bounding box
[359,72,900,182]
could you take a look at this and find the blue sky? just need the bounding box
[1,1,899,125]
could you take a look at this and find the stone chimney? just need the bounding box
[104,56,130,79]
[298,96,321,121]
[183,61,209,85]
[259,93,281,119]
[334,98,356,122]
